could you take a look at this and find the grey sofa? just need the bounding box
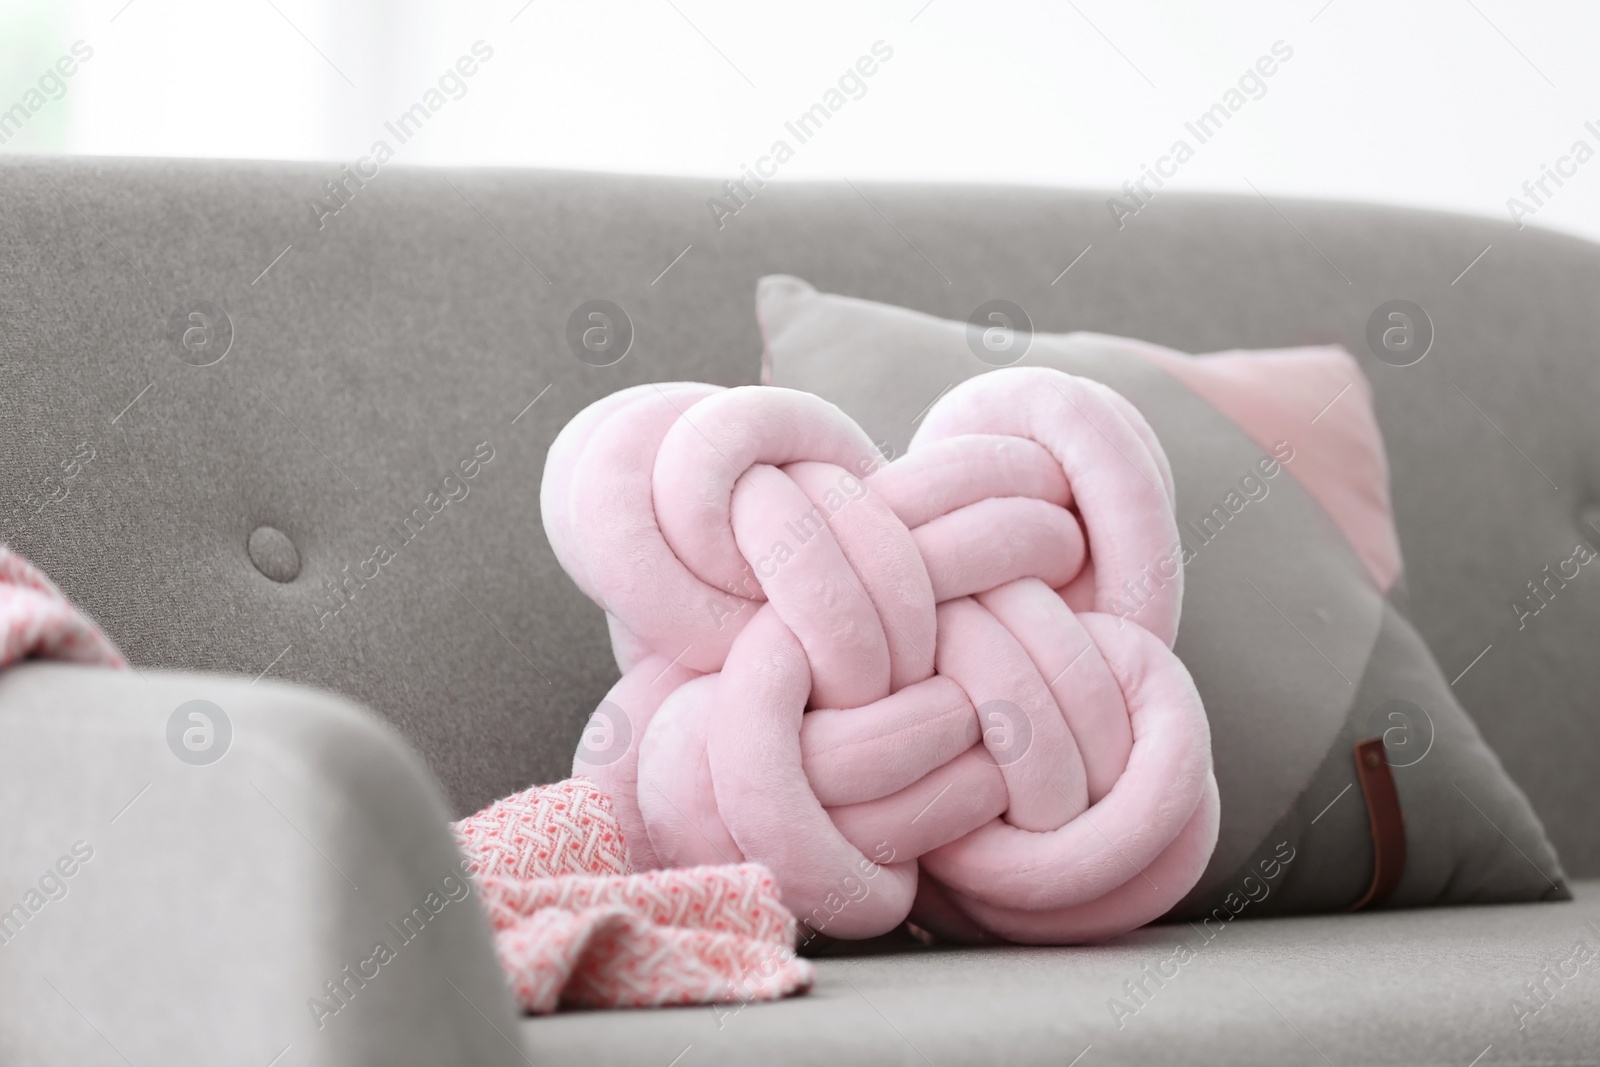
[2,156,1597,1066]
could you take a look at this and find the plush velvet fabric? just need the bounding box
[542,371,1219,942]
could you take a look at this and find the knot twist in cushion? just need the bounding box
[541,368,1220,944]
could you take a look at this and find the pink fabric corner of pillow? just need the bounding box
[1098,333,1402,594]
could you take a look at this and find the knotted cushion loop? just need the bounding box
[543,368,1219,943]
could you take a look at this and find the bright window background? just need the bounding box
[3,0,1597,241]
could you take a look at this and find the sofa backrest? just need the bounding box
[3,157,1595,874]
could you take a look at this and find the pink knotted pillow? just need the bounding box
[540,368,1220,944]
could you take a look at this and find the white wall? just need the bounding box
[3,0,1597,241]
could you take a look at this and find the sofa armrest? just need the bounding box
[0,663,528,1067]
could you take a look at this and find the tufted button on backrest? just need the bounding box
[247,525,301,584]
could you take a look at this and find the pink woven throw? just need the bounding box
[452,778,813,1012]
[541,368,1221,944]
[0,544,806,1013]
[0,546,124,669]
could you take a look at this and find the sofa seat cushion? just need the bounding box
[524,882,1600,1065]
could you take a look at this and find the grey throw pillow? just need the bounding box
[758,274,1569,919]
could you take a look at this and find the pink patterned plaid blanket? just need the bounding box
[453,779,813,1012]
[0,547,124,669]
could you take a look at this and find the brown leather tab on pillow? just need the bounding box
[1348,736,1406,910]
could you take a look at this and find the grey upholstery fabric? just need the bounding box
[1218,599,1572,916]
[0,663,524,1067]
[2,158,1596,883]
[525,881,1600,1066]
